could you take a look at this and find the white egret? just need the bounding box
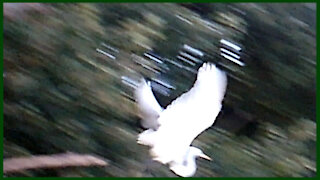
[135,63,227,177]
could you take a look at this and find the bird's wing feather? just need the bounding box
[135,79,163,129]
[155,63,227,149]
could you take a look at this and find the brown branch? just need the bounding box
[3,152,108,174]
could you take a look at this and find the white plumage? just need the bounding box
[135,63,227,177]
[135,80,163,130]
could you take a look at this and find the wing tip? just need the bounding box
[196,62,228,100]
[198,63,227,80]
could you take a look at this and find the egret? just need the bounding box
[135,63,227,177]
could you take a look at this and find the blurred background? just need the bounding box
[3,3,316,177]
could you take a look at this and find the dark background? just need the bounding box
[3,3,316,177]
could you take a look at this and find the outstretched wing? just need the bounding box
[148,63,227,163]
[135,79,163,129]
[159,63,227,127]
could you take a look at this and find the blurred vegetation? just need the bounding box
[3,3,316,177]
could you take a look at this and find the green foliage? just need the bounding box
[3,3,316,177]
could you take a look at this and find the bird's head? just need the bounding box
[189,147,212,161]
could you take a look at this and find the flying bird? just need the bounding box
[135,63,227,177]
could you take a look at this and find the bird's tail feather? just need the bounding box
[137,129,157,146]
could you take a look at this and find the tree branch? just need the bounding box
[3,152,108,174]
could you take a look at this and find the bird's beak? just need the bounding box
[199,153,212,161]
